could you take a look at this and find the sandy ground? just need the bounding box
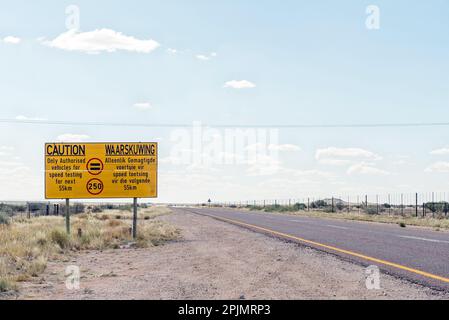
[14,209,449,300]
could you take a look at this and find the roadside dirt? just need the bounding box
[16,209,449,300]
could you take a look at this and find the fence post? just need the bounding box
[388,194,391,215]
[132,198,138,240]
[308,198,310,211]
[331,197,334,213]
[357,196,360,214]
[65,199,70,234]
[401,194,404,216]
[415,193,418,217]
[376,195,379,215]
[27,202,31,219]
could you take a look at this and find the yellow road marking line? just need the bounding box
[202,212,449,284]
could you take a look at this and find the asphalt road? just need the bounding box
[179,207,449,291]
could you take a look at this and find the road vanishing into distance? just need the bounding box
[176,207,449,291]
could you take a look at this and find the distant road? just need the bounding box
[181,207,449,290]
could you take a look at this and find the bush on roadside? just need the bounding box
[50,229,70,249]
[0,278,16,293]
[91,206,103,213]
[365,207,379,215]
[0,213,10,225]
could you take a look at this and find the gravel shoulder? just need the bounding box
[15,208,449,300]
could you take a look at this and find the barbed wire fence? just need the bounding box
[211,192,449,218]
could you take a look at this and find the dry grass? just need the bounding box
[93,206,172,221]
[244,208,449,230]
[0,206,179,294]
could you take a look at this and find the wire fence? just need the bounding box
[0,201,141,218]
[212,192,449,218]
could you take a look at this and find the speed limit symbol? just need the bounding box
[86,178,104,195]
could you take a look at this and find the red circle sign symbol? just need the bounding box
[87,178,104,196]
[87,158,104,175]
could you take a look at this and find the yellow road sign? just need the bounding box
[45,142,158,199]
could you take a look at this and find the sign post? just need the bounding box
[132,198,138,239]
[45,142,158,236]
[66,198,70,234]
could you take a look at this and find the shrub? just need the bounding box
[293,203,307,211]
[0,278,16,293]
[366,207,379,215]
[108,219,122,227]
[425,202,449,214]
[399,222,406,228]
[91,206,103,213]
[311,200,327,209]
[50,230,70,249]
[0,213,10,225]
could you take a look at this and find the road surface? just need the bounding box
[181,207,449,291]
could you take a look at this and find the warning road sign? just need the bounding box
[45,142,158,199]
[87,158,104,175]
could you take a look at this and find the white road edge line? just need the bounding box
[398,235,449,244]
[326,225,350,230]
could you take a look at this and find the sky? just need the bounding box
[0,0,449,203]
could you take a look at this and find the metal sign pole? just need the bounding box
[65,198,70,234]
[133,198,138,240]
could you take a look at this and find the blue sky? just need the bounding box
[1,1,449,202]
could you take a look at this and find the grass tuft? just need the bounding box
[50,229,70,249]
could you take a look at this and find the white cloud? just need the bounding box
[196,54,210,61]
[224,80,256,89]
[288,169,335,179]
[316,147,382,166]
[3,36,21,44]
[133,102,153,110]
[269,144,301,152]
[196,52,217,61]
[15,115,47,121]
[44,29,160,54]
[425,162,449,173]
[167,48,178,54]
[246,154,282,176]
[430,148,449,156]
[0,146,14,157]
[317,159,353,166]
[246,143,301,152]
[347,163,390,176]
[57,134,90,142]
[316,147,381,161]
